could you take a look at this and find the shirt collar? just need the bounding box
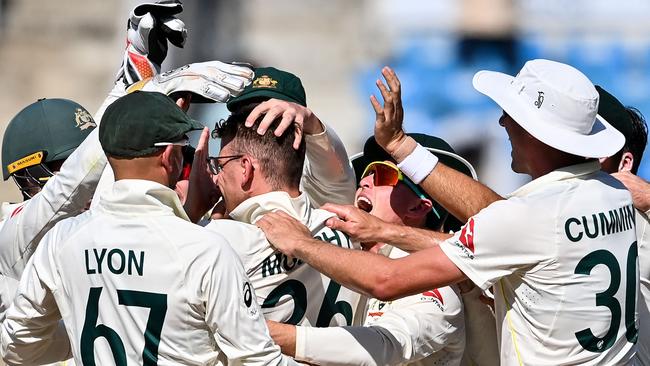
[98,179,190,221]
[229,191,316,225]
[508,161,602,198]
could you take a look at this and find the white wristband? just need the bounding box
[397,143,438,184]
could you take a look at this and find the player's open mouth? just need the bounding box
[356,196,373,212]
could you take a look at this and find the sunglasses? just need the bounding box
[206,154,244,175]
[361,161,440,219]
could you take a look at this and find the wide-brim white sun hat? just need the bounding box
[472,59,625,158]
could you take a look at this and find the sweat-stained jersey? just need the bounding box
[206,191,366,327]
[1,180,296,365]
[439,161,639,365]
[293,246,465,366]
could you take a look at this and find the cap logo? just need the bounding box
[74,108,97,130]
[534,91,545,109]
[252,75,278,89]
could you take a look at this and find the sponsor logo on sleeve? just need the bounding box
[10,204,25,218]
[454,217,476,259]
[421,289,445,311]
[242,281,259,319]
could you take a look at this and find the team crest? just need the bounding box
[74,108,96,130]
[252,75,278,89]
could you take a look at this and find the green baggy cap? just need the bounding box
[227,67,306,111]
[99,91,203,157]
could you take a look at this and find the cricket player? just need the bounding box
[0,0,252,324]
[1,91,296,365]
[227,67,356,208]
[0,0,188,322]
[206,90,365,328]
[256,61,638,365]
[265,134,483,366]
[596,86,649,365]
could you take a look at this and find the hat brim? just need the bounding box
[350,137,477,184]
[472,71,625,158]
[227,89,305,111]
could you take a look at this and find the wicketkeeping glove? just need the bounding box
[117,0,187,86]
[128,61,255,103]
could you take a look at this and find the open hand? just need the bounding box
[321,203,389,245]
[245,99,323,149]
[370,66,407,155]
[256,211,312,257]
[184,127,221,222]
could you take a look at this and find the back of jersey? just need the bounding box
[498,172,639,365]
[550,173,639,365]
[216,214,365,328]
[51,210,242,365]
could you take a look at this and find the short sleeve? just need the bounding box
[439,198,552,290]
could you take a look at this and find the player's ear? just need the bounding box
[161,146,181,185]
[406,197,433,220]
[618,151,634,172]
[240,155,255,189]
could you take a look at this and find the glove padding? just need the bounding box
[119,0,187,86]
[128,61,255,103]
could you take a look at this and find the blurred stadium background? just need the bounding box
[1,0,650,203]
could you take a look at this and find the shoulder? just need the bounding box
[471,197,533,230]
[205,218,268,263]
[43,210,94,245]
[205,218,265,245]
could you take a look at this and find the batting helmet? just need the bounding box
[2,98,96,196]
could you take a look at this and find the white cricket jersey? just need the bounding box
[636,209,650,366]
[1,180,296,366]
[458,286,500,366]
[439,161,639,365]
[0,78,127,322]
[293,246,465,366]
[206,191,365,327]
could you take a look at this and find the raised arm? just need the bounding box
[243,99,356,207]
[370,66,503,221]
[321,203,451,252]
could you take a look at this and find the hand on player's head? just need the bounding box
[245,99,322,150]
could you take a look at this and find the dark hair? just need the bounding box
[622,107,648,174]
[214,103,306,190]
